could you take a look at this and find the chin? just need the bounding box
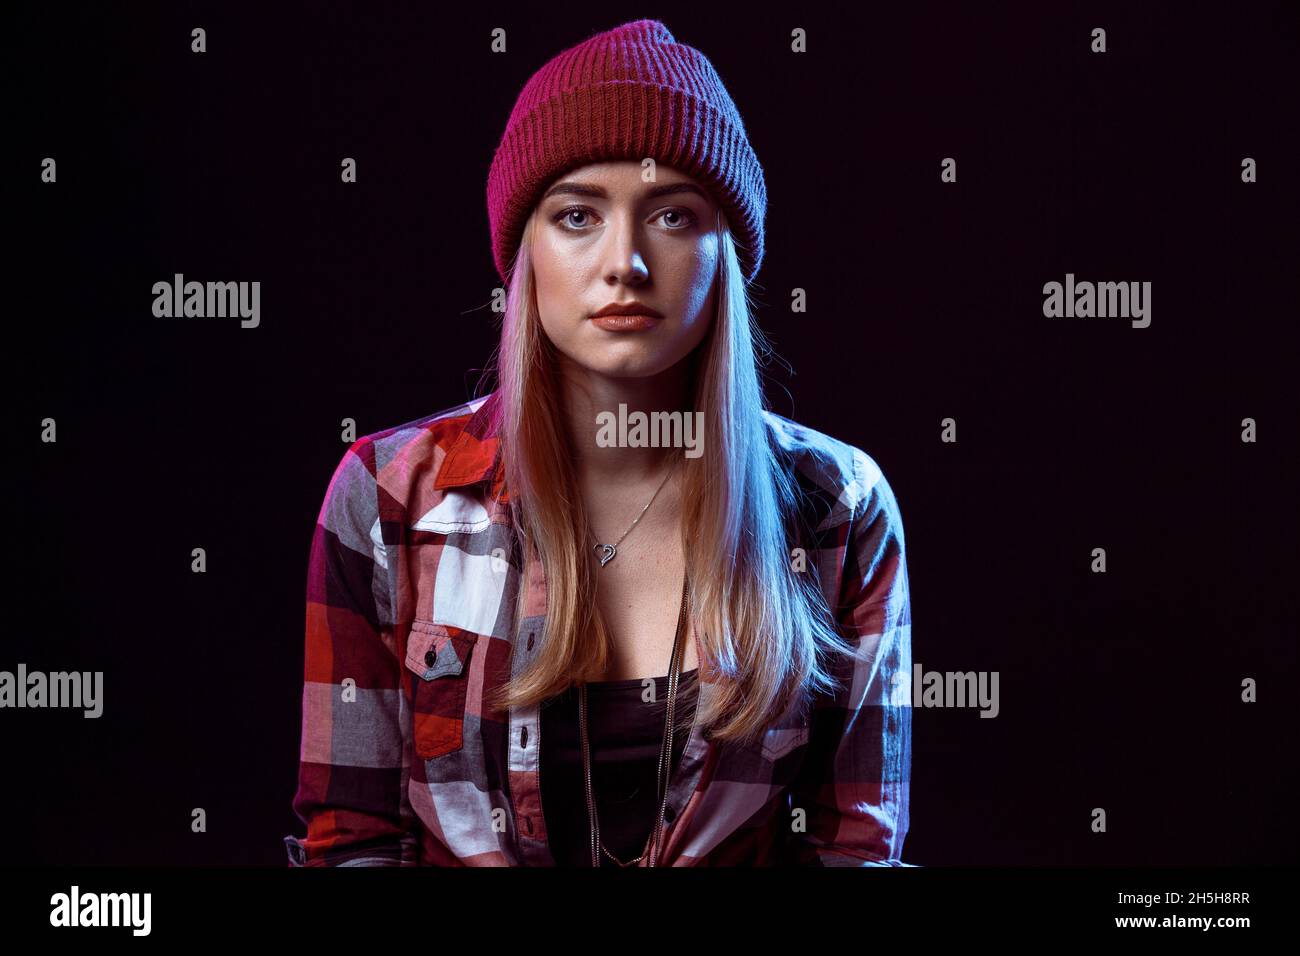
[584,356,672,378]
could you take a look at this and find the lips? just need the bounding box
[590,301,663,319]
[591,313,660,331]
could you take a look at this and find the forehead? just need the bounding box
[543,160,711,198]
[562,159,686,179]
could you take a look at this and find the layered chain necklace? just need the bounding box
[578,574,689,867]
[581,456,690,866]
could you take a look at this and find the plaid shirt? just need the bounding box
[284,390,912,866]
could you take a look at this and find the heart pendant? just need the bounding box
[594,543,617,567]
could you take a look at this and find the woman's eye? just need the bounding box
[552,205,698,231]
[659,208,697,229]
[555,206,593,229]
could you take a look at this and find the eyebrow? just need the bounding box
[541,180,711,203]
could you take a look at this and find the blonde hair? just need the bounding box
[476,206,858,747]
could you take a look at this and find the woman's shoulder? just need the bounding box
[762,408,904,534]
[317,393,499,518]
[357,393,493,463]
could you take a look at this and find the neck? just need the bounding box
[558,360,694,485]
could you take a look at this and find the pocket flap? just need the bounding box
[760,724,810,761]
[404,621,476,680]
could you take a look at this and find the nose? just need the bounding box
[602,213,649,285]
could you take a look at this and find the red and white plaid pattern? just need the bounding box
[285,390,912,866]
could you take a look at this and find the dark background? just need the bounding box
[8,1,1297,865]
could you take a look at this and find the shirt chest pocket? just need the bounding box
[404,620,479,759]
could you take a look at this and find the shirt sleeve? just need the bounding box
[784,449,914,866]
[283,441,419,866]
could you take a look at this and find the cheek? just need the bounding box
[531,234,578,330]
[670,240,720,322]
[531,231,558,294]
[673,229,718,282]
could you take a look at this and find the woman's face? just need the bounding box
[530,161,720,379]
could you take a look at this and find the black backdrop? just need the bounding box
[9,0,1297,867]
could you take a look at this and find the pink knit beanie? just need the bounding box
[486,19,767,285]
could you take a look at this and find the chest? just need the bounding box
[586,515,698,683]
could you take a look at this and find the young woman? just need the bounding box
[285,18,913,867]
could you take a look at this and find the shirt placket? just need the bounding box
[506,534,557,865]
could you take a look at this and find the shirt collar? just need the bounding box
[432,390,509,503]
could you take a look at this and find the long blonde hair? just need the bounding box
[476,206,858,748]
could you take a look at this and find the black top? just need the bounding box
[540,667,700,866]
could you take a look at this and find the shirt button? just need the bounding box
[425,650,437,666]
[664,805,676,823]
